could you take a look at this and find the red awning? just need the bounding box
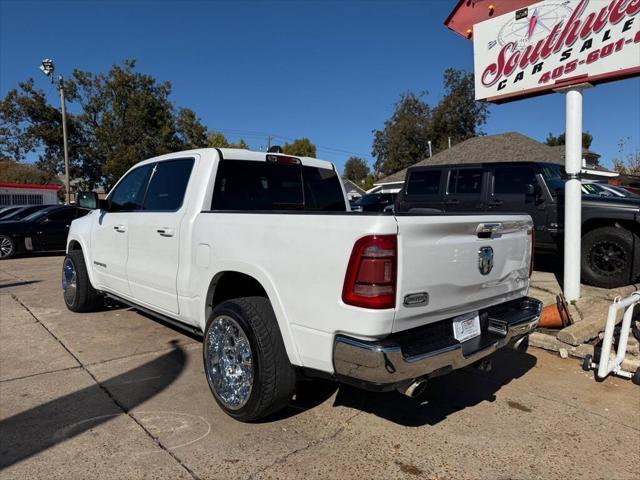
[0,183,62,191]
[445,0,537,39]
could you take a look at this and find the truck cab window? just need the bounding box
[406,170,441,195]
[302,166,346,211]
[143,159,195,211]
[109,164,153,212]
[448,168,482,195]
[212,160,303,211]
[493,167,537,194]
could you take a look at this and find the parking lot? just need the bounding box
[1,254,639,480]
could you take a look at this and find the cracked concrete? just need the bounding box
[1,255,639,479]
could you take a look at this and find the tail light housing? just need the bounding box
[528,227,535,277]
[342,235,397,309]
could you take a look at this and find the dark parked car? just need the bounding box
[351,193,396,212]
[396,162,640,288]
[0,204,51,222]
[0,205,89,259]
[0,206,25,220]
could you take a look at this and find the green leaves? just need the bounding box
[283,138,316,157]
[372,69,489,176]
[545,131,593,149]
[0,60,209,190]
[343,156,370,183]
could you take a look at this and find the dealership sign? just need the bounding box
[473,0,640,102]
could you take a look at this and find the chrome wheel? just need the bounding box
[0,236,14,258]
[62,258,77,306]
[204,315,253,410]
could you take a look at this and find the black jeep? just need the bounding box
[395,161,640,288]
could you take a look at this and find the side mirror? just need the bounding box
[77,191,100,210]
[524,184,536,196]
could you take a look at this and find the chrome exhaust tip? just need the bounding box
[398,379,428,398]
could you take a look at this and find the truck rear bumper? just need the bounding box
[333,297,542,390]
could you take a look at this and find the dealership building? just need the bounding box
[0,183,61,207]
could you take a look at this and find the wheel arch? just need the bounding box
[65,235,98,289]
[203,269,301,366]
[582,217,640,237]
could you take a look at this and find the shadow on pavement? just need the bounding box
[0,341,186,470]
[332,348,537,427]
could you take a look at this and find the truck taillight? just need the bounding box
[529,227,535,277]
[342,235,397,309]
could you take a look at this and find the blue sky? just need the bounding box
[1,0,638,172]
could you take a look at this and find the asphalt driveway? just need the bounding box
[1,254,638,479]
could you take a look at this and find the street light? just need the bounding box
[39,58,71,204]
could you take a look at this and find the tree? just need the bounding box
[362,173,377,191]
[66,59,180,188]
[372,69,490,177]
[206,131,249,149]
[430,69,489,151]
[0,79,84,178]
[343,156,370,183]
[0,60,210,191]
[283,138,316,157]
[545,131,593,149]
[0,160,61,185]
[371,92,432,176]
[611,137,640,175]
[176,108,208,149]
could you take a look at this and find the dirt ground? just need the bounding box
[1,254,638,480]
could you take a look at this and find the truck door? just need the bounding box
[91,164,153,296]
[126,158,195,314]
[443,167,486,212]
[487,165,551,243]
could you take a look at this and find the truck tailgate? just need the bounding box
[393,214,532,333]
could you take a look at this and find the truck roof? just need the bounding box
[139,147,336,171]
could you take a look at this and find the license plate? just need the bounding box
[452,311,481,343]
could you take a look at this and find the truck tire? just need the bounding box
[0,235,16,260]
[581,227,639,288]
[62,249,103,312]
[203,296,296,422]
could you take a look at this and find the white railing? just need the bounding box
[587,291,640,381]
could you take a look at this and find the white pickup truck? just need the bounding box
[65,148,541,421]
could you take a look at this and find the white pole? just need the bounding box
[563,87,585,301]
[428,141,432,158]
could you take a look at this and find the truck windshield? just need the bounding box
[541,164,566,194]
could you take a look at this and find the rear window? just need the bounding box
[302,166,346,211]
[406,170,441,195]
[211,160,345,212]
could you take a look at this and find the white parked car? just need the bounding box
[64,148,540,421]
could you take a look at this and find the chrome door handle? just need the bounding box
[156,228,175,237]
[113,225,126,233]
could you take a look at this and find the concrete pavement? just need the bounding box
[1,254,639,479]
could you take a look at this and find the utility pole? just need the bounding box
[40,59,71,204]
[266,135,272,150]
[58,74,70,204]
[428,141,432,158]
[448,137,451,149]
